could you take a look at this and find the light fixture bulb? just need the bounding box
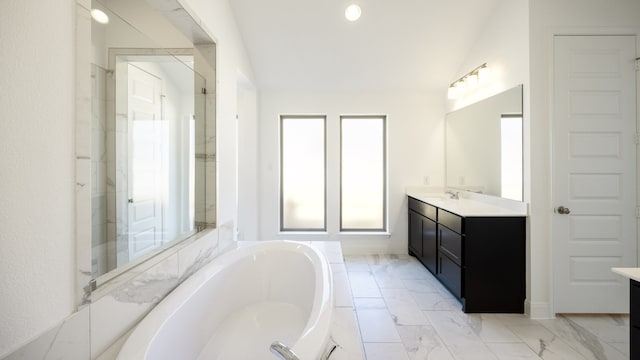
[91,9,109,24]
[466,73,478,88]
[478,66,490,83]
[345,4,362,21]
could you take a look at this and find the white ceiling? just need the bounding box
[229,0,502,92]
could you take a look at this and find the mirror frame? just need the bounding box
[75,0,217,307]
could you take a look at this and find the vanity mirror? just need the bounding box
[89,0,216,282]
[445,85,523,201]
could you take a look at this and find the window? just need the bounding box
[280,116,326,231]
[340,116,386,231]
[500,114,523,201]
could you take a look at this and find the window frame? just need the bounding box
[339,115,388,232]
[279,115,327,232]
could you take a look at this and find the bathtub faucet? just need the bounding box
[270,341,300,360]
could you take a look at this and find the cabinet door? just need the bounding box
[422,216,437,274]
[408,211,422,256]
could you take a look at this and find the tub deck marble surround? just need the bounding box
[236,241,367,360]
[345,254,630,360]
[88,240,363,360]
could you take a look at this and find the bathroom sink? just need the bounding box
[420,194,455,204]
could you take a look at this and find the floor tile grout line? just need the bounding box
[345,257,371,360]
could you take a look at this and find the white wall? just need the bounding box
[258,91,445,254]
[446,0,530,114]
[0,0,256,356]
[528,0,640,318]
[0,1,76,355]
[236,74,259,241]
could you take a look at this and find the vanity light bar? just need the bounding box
[447,63,489,99]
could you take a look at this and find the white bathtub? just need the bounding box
[116,241,334,360]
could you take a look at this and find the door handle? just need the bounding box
[556,206,571,215]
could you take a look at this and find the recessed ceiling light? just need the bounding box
[91,9,110,24]
[345,4,361,22]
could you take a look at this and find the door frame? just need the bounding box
[548,29,640,315]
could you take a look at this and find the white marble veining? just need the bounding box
[535,316,628,360]
[344,254,629,360]
[407,191,527,217]
[88,228,222,358]
[396,324,453,360]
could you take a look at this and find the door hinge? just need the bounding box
[636,206,640,218]
[636,57,640,71]
[635,132,640,145]
[201,87,207,94]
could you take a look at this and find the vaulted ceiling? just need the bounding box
[229,0,501,92]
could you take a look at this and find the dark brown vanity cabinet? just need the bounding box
[631,280,640,359]
[408,196,526,313]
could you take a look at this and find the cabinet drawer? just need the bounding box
[439,225,462,266]
[438,253,462,298]
[438,209,462,233]
[408,197,437,221]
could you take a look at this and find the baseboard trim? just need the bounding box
[526,300,554,319]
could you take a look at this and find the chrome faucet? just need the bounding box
[445,190,459,199]
[270,341,300,360]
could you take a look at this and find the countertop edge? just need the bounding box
[407,193,528,217]
[612,267,640,282]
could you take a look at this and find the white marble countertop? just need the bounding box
[407,191,528,217]
[612,267,640,282]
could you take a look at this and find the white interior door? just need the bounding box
[553,35,637,313]
[127,64,164,261]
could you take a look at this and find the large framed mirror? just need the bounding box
[87,0,216,289]
[445,85,523,201]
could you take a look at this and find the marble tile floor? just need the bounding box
[344,254,630,360]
